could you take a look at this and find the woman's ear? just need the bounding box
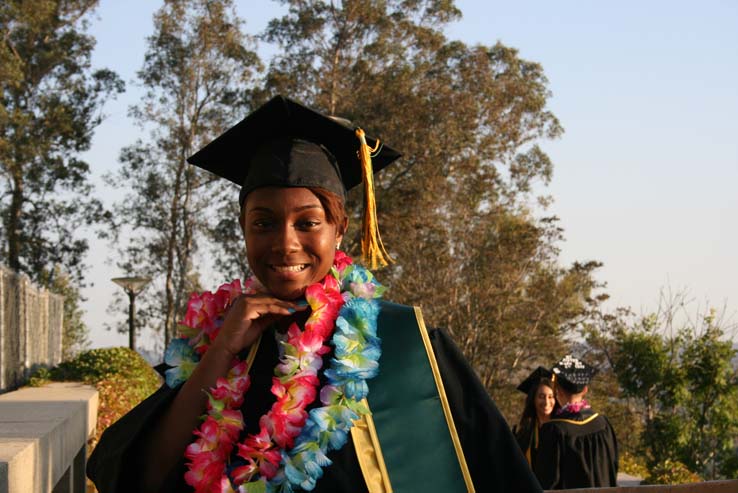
[335,217,348,247]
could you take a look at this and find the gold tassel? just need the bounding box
[355,128,393,269]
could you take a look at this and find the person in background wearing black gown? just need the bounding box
[534,354,618,490]
[86,95,542,493]
[513,367,560,470]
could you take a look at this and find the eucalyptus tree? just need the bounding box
[261,0,600,409]
[0,0,122,282]
[108,0,261,347]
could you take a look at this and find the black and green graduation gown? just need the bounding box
[88,302,541,493]
[513,420,542,470]
[533,406,618,490]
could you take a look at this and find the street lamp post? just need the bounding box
[111,276,151,352]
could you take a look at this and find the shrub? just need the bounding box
[28,366,53,387]
[643,459,702,485]
[619,451,649,480]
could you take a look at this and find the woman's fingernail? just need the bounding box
[295,300,309,307]
[288,308,296,313]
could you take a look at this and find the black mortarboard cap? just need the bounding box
[552,354,598,394]
[517,366,554,395]
[186,95,402,204]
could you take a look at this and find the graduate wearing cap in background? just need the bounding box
[87,96,541,493]
[512,367,560,471]
[534,355,618,490]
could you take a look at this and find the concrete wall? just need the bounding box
[0,266,64,393]
[0,382,97,493]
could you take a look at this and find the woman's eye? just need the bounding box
[297,219,321,229]
[252,219,274,229]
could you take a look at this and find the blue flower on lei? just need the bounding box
[324,298,381,400]
[339,264,386,301]
[163,338,199,388]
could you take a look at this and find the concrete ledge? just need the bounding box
[549,479,738,493]
[0,382,98,493]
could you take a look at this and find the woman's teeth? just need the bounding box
[272,264,308,272]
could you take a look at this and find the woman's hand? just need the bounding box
[211,294,307,357]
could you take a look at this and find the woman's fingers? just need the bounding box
[214,295,308,356]
[241,295,304,319]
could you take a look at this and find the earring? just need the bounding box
[335,242,341,250]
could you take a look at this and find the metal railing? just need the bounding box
[0,265,64,392]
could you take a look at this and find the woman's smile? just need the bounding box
[270,263,310,273]
[267,262,312,282]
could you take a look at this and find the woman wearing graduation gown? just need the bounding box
[87,95,542,493]
[534,355,619,490]
[512,367,559,470]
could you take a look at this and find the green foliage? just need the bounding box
[0,0,123,284]
[679,319,738,477]
[28,366,52,387]
[614,328,668,402]
[645,414,690,466]
[717,448,738,479]
[643,459,702,485]
[598,300,738,481]
[53,346,155,386]
[619,451,649,479]
[39,265,90,359]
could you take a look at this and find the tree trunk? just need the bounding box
[7,173,24,272]
[164,160,186,348]
[175,161,195,320]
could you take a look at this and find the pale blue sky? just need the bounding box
[80,0,738,350]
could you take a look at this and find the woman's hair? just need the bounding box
[239,186,347,234]
[517,378,557,429]
[309,187,347,234]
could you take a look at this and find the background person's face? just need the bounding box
[535,384,556,418]
[243,187,343,299]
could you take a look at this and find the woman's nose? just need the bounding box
[273,224,300,253]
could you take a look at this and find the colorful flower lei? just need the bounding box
[163,251,384,492]
[556,399,591,416]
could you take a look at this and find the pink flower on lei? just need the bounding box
[218,409,245,442]
[212,477,236,493]
[214,279,242,310]
[183,291,219,335]
[209,361,251,409]
[236,427,282,480]
[230,461,258,484]
[304,275,343,341]
[183,461,226,492]
[332,250,352,272]
[182,280,243,354]
[187,417,228,455]
[557,399,591,415]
